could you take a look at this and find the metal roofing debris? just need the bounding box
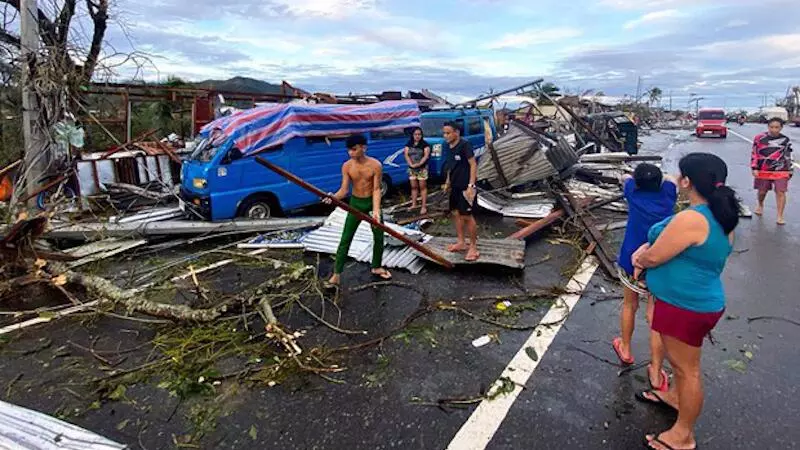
[66,238,147,268]
[110,206,183,224]
[45,217,325,240]
[300,208,428,274]
[0,400,126,450]
[238,230,308,249]
[477,121,579,188]
[566,179,626,211]
[417,237,526,269]
[477,190,554,219]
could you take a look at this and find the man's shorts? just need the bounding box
[449,188,474,215]
[754,178,789,192]
[407,167,428,181]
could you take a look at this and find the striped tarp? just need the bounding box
[201,100,421,156]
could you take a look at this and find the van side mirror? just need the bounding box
[222,147,243,165]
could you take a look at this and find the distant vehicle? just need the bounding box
[584,111,639,155]
[180,101,420,220]
[412,109,497,179]
[695,108,727,138]
[758,106,789,123]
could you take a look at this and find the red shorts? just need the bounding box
[754,178,788,192]
[651,299,723,347]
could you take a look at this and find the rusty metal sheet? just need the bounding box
[417,237,526,269]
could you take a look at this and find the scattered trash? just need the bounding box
[472,335,493,347]
[496,301,513,311]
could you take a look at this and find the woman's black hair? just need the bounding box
[406,127,430,149]
[678,152,740,234]
[633,163,662,192]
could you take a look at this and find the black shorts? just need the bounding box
[449,188,474,215]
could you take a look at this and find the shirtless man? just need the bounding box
[324,134,392,286]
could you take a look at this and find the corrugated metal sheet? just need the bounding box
[477,122,579,188]
[477,191,554,219]
[0,400,127,449]
[416,237,526,269]
[300,208,429,274]
[477,124,557,187]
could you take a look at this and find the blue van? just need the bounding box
[180,101,420,220]
[418,108,497,178]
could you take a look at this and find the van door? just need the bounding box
[465,116,485,155]
[298,135,350,203]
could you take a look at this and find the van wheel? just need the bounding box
[238,195,279,219]
[380,176,392,197]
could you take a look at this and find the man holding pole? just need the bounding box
[443,121,480,261]
[324,134,392,286]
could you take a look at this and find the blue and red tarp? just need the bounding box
[201,100,421,156]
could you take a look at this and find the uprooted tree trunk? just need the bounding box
[47,261,313,323]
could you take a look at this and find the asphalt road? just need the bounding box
[484,123,800,450]
[1,123,797,449]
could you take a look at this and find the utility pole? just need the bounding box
[635,76,642,105]
[20,0,47,206]
[669,91,673,111]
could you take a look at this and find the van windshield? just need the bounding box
[420,118,448,138]
[189,138,222,162]
[698,111,725,120]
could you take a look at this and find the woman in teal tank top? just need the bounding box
[631,153,740,450]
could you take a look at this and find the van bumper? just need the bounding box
[180,187,212,220]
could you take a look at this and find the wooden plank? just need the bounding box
[418,237,526,269]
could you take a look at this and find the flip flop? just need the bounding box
[644,433,698,450]
[447,243,468,253]
[612,337,634,365]
[635,390,677,413]
[371,268,392,280]
[465,250,480,262]
[650,366,669,392]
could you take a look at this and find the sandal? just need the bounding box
[465,249,480,262]
[371,268,392,280]
[612,337,634,365]
[649,365,669,392]
[447,243,468,253]
[635,390,677,413]
[644,433,698,450]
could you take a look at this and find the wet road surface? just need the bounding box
[485,124,800,450]
[1,123,797,449]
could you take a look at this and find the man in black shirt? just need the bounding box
[443,121,480,261]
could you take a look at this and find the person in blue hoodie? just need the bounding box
[613,163,677,393]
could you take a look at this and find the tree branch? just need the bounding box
[83,0,106,81]
[0,27,19,47]
[55,0,77,49]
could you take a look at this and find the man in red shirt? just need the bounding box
[752,118,793,225]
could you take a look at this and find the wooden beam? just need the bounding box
[255,157,454,269]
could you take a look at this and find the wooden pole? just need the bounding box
[254,157,454,269]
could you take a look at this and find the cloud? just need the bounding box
[485,27,583,50]
[623,9,683,29]
[103,0,799,108]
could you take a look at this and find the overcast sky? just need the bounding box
[103,0,798,109]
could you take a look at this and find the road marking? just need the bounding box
[446,257,599,450]
[727,129,752,144]
[794,162,800,171]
